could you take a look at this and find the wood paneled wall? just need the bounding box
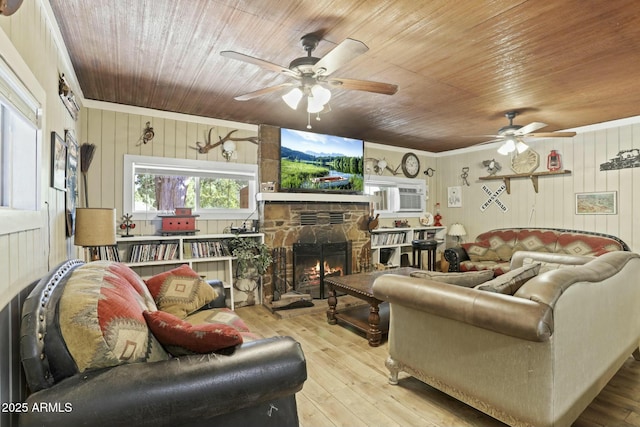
[434,121,640,252]
[80,105,259,236]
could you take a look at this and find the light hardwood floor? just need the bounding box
[236,304,640,427]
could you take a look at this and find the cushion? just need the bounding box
[475,263,541,295]
[59,261,169,372]
[410,269,494,287]
[143,310,243,355]
[476,229,518,261]
[522,257,583,274]
[462,241,501,262]
[144,264,219,318]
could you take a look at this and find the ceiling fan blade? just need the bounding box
[527,131,577,138]
[312,38,369,76]
[327,78,398,95]
[516,121,547,135]
[220,51,299,77]
[233,83,295,101]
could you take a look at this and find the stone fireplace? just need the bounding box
[259,200,370,305]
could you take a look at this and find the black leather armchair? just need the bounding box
[20,260,307,427]
[443,246,469,272]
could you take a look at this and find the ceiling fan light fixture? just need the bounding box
[497,137,516,155]
[282,87,303,109]
[311,84,331,105]
[515,140,529,153]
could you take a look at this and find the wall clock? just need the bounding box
[401,152,420,178]
[510,149,540,174]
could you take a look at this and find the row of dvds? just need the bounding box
[128,243,179,263]
[184,241,231,259]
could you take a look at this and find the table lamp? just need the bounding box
[74,208,117,261]
[447,223,467,246]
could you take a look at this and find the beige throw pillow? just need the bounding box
[475,263,541,295]
[410,269,494,287]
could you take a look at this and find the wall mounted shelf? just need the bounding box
[479,170,572,194]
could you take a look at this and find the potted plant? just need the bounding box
[228,236,273,306]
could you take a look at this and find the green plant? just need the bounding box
[229,236,272,279]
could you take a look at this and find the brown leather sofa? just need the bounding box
[373,251,640,427]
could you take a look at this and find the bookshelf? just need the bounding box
[370,226,447,268]
[115,233,265,309]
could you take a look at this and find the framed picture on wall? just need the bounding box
[51,132,66,191]
[65,130,79,236]
[448,186,462,208]
[575,191,617,215]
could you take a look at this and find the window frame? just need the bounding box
[0,43,44,236]
[124,154,258,221]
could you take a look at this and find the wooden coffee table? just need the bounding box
[325,267,418,346]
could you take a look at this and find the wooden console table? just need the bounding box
[324,267,419,346]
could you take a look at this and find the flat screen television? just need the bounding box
[279,128,364,194]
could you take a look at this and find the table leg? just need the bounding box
[367,302,382,346]
[327,284,337,325]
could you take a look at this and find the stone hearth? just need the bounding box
[259,201,371,305]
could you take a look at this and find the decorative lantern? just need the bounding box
[547,150,562,171]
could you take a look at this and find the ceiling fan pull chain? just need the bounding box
[307,112,312,129]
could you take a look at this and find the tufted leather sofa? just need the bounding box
[444,227,629,276]
[373,251,640,427]
[19,260,306,427]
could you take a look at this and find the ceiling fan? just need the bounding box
[480,111,577,155]
[220,33,398,115]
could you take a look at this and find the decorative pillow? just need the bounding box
[143,310,243,355]
[184,308,251,332]
[475,263,541,295]
[462,241,501,262]
[59,262,169,372]
[144,265,218,318]
[410,269,494,287]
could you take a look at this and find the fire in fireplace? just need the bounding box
[293,241,351,299]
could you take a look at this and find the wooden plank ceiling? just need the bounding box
[49,0,640,152]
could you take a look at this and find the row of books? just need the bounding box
[128,243,179,263]
[184,241,231,259]
[372,232,407,246]
[88,246,120,262]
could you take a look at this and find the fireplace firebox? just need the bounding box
[293,241,352,299]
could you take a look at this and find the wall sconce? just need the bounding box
[221,140,236,161]
[74,208,117,261]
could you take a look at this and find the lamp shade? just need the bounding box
[282,87,303,109]
[74,208,116,247]
[448,223,467,237]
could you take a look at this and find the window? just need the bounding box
[124,154,258,220]
[0,52,42,235]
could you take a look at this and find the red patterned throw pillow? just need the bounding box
[143,310,243,355]
[144,264,218,318]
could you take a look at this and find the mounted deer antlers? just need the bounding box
[190,128,259,154]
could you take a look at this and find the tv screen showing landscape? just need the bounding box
[279,128,364,194]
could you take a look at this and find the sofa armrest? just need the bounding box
[372,274,553,342]
[20,336,306,427]
[443,247,469,272]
